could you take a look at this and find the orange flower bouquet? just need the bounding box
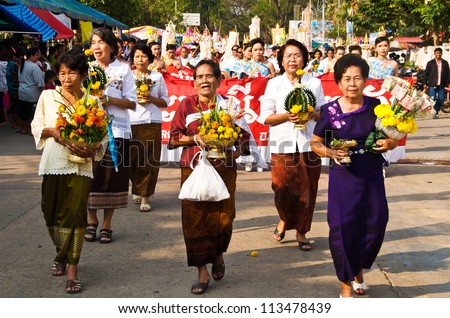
[198,98,244,159]
[56,90,112,163]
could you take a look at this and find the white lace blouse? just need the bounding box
[31,88,105,178]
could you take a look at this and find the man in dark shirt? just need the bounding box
[423,47,450,119]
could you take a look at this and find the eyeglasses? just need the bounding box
[237,51,243,54]
[283,54,302,60]
[195,74,216,83]
[59,72,78,79]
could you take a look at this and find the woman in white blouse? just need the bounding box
[259,39,327,251]
[129,43,169,212]
[31,52,104,294]
[85,28,138,244]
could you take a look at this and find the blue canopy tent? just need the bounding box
[1,0,128,30]
[0,4,56,41]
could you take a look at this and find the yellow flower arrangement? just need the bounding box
[374,103,417,134]
[284,69,316,129]
[135,73,156,103]
[82,49,107,97]
[56,91,111,147]
[197,99,244,158]
[365,76,434,153]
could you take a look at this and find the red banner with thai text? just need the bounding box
[161,70,396,145]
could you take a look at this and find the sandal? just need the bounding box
[84,223,98,242]
[273,227,285,242]
[298,241,312,251]
[99,229,112,244]
[140,202,151,212]
[66,279,82,294]
[352,281,367,295]
[212,262,225,281]
[191,281,209,295]
[51,261,67,276]
[133,195,142,204]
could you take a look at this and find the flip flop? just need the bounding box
[212,262,225,281]
[273,227,285,242]
[191,281,209,295]
[298,241,312,251]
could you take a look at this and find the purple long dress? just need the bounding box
[313,96,389,282]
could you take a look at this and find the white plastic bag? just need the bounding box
[178,150,230,201]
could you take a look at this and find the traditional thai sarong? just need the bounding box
[41,174,91,265]
[180,168,236,267]
[270,152,321,234]
[87,138,130,209]
[129,123,162,197]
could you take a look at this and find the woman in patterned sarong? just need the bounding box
[169,59,253,295]
[31,52,105,294]
[260,39,327,251]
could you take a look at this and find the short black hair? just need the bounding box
[193,59,221,80]
[334,54,369,84]
[89,27,118,59]
[348,45,362,54]
[130,43,154,64]
[434,47,443,53]
[166,44,177,51]
[277,39,309,74]
[57,52,89,77]
[248,38,264,50]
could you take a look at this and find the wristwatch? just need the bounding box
[105,95,110,102]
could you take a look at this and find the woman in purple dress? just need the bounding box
[310,54,398,298]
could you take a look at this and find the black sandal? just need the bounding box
[99,229,112,244]
[66,279,82,294]
[212,262,225,281]
[51,260,67,276]
[84,223,98,242]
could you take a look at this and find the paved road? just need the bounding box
[0,113,449,299]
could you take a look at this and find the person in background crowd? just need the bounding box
[241,38,276,79]
[44,69,57,90]
[318,47,334,74]
[423,47,450,119]
[311,54,397,298]
[368,36,398,79]
[180,46,191,67]
[148,41,166,72]
[84,27,138,244]
[367,36,401,165]
[268,45,281,74]
[116,38,130,67]
[186,45,201,69]
[306,49,323,76]
[0,45,8,125]
[323,46,345,74]
[18,47,44,135]
[129,43,169,212]
[348,45,362,56]
[260,39,326,250]
[6,46,24,129]
[31,52,105,294]
[169,59,252,295]
[123,37,136,62]
[47,46,58,70]
[164,43,182,70]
